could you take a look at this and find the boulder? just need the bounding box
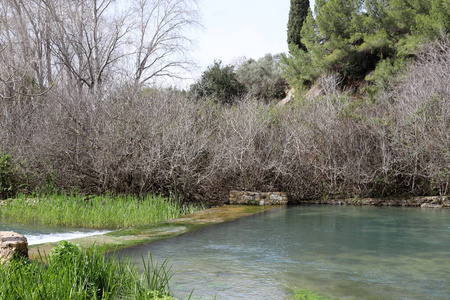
[230,191,288,205]
[0,231,28,264]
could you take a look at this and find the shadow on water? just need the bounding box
[116,205,450,300]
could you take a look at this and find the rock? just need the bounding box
[420,203,443,208]
[0,231,28,264]
[276,88,295,107]
[230,191,288,205]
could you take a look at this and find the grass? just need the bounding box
[0,193,203,229]
[0,241,174,300]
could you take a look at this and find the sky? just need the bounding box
[185,0,292,85]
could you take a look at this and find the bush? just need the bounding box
[190,60,246,104]
[0,151,18,199]
[236,54,287,102]
[48,240,82,265]
[0,38,448,202]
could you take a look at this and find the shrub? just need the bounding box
[0,37,448,202]
[48,240,82,265]
[190,60,246,104]
[236,54,287,102]
[0,151,18,199]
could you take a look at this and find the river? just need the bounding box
[117,205,450,300]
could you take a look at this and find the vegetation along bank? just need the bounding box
[0,0,448,204]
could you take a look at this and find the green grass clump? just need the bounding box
[0,193,203,229]
[295,289,333,300]
[0,241,174,300]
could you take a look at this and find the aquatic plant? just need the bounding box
[295,289,333,300]
[0,241,174,300]
[0,193,202,229]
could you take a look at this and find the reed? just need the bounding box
[0,241,174,300]
[0,193,202,229]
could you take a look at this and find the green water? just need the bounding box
[118,205,450,299]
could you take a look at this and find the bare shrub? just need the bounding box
[387,36,450,195]
[1,37,449,202]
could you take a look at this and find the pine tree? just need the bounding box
[287,0,310,51]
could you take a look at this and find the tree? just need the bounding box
[43,0,131,93]
[132,0,200,86]
[287,0,310,51]
[190,61,246,105]
[282,0,450,89]
[0,0,199,95]
[0,0,54,97]
[236,54,287,101]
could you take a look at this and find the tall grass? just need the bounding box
[0,193,202,229]
[0,241,174,300]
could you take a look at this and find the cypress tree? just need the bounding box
[287,0,310,51]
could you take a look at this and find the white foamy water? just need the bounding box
[26,230,112,245]
[0,220,112,245]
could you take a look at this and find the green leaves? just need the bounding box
[0,194,202,229]
[288,0,311,50]
[0,242,175,300]
[284,0,450,87]
[191,61,246,105]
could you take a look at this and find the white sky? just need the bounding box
[185,0,291,85]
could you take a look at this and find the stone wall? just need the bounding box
[297,196,450,207]
[229,191,288,205]
[0,231,28,264]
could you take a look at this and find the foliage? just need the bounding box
[190,61,246,104]
[0,241,174,300]
[282,0,450,88]
[236,54,287,101]
[0,194,202,229]
[287,0,311,51]
[281,42,320,88]
[48,240,82,265]
[0,151,18,199]
[364,57,407,98]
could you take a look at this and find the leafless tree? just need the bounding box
[41,0,132,93]
[0,0,199,95]
[131,0,200,86]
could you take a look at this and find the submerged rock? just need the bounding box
[0,231,28,264]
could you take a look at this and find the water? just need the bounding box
[0,220,111,245]
[117,205,450,300]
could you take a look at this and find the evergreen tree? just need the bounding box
[287,0,310,51]
[283,0,450,89]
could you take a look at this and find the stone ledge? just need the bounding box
[229,191,288,205]
[297,196,449,207]
[0,231,28,264]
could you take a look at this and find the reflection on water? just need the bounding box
[118,206,450,300]
[0,220,111,245]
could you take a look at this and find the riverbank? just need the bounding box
[28,205,275,259]
[28,195,450,257]
[296,195,450,207]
